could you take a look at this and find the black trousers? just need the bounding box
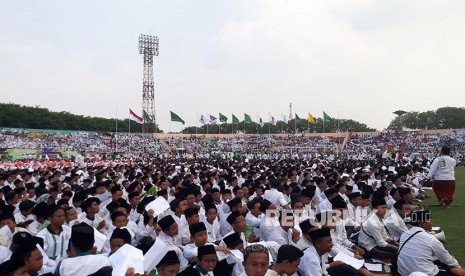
[327,263,359,276]
[370,245,397,260]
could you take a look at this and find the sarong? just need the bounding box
[433,180,456,204]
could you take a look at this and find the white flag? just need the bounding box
[198,114,206,124]
[208,114,217,124]
[256,114,264,127]
[269,113,276,125]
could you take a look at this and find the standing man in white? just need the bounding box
[427,146,457,208]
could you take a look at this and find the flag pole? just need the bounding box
[337,109,340,157]
[115,105,118,153]
[307,116,309,134]
[294,116,297,135]
[128,113,131,154]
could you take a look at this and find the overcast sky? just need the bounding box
[1,0,465,132]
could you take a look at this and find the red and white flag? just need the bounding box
[269,113,276,125]
[129,109,143,124]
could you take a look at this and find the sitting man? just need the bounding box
[398,210,465,276]
[358,198,398,261]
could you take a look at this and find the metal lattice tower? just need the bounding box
[139,34,159,133]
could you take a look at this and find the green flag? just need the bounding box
[232,114,239,124]
[244,113,252,123]
[323,112,333,122]
[219,113,227,123]
[295,113,301,121]
[143,110,153,123]
[170,111,185,124]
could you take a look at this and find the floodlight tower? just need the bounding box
[139,34,159,133]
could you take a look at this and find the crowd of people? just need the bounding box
[1,129,465,163]
[0,132,464,276]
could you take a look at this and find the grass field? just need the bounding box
[422,166,465,264]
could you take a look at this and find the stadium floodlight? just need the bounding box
[139,34,159,133]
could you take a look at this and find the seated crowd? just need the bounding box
[0,149,464,276]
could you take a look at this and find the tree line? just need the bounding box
[388,107,465,130]
[0,103,161,133]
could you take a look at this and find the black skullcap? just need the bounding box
[361,193,371,200]
[189,222,207,235]
[204,202,217,212]
[137,196,155,214]
[220,189,232,195]
[276,244,303,263]
[372,198,387,208]
[348,192,362,200]
[73,191,88,202]
[309,227,331,242]
[331,199,347,209]
[393,199,409,210]
[81,197,101,212]
[157,189,168,197]
[223,232,243,249]
[184,207,199,218]
[110,211,126,222]
[300,188,315,198]
[32,202,49,219]
[198,244,217,259]
[258,199,272,213]
[398,187,411,197]
[155,250,179,268]
[299,219,317,234]
[110,228,132,244]
[201,194,215,206]
[335,183,345,191]
[11,231,32,247]
[0,205,15,221]
[5,236,44,273]
[226,198,242,210]
[324,188,338,198]
[226,210,243,225]
[71,222,95,247]
[94,181,106,188]
[158,215,176,231]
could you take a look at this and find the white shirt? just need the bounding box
[59,253,110,276]
[298,244,328,276]
[260,215,280,241]
[316,199,332,214]
[263,188,288,208]
[296,235,312,251]
[27,220,45,235]
[331,218,355,256]
[201,217,221,243]
[268,227,293,245]
[427,155,456,180]
[36,226,72,261]
[13,213,35,224]
[385,209,410,242]
[398,227,460,276]
[0,245,12,263]
[358,213,390,251]
[78,213,106,233]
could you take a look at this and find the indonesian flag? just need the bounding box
[129,109,143,124]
